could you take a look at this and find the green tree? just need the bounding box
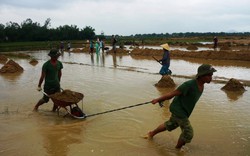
[0,24,5,42]
[20,18,42,41]
[5,21,20,41]
[80,26,95,40]
[56,25,79,40]
[43,18,51,29]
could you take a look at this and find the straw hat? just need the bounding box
[160,43,170,51]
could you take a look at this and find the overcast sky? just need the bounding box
[0,0,250,36]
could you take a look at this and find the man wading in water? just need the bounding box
[146,64,216,149]
[33,49,63,111]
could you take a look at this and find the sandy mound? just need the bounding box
[155,75,176,88]
[221,78,246,91]
[29,58,38,65]
[50,90,84,103]
[0,55,8,63]
[0,59,24,73]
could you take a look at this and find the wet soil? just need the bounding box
[50,90,84,103]
[130,48,250,61]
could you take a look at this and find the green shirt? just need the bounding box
[43,60,63,89]
[170,79,202,118]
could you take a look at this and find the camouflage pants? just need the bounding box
[165,114,194,143]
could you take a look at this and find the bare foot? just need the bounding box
[33,107,38,112]
[142,131,154,139]
[175,139,186,149]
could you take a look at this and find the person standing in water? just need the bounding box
[99,39,105,53]
[159,43,172,75]
[89,40,94,54]
[111,35,117,53]
[33,49,63,112]
[95,38,100,54]
[146,64,217,149]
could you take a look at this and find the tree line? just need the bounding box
[0,18,250,42]
[0,18,98,42]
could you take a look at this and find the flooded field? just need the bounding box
[0,50,250,156]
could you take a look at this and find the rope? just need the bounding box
[85,101,151,118]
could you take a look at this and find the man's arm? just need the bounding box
[58,69,62,82]
[38,71,45,87]
[151,89,181,104]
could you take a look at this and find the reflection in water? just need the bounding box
[90,54,94,65]
[88,53,107,67]
[222,90,245,101]
[40,121,85,156]
[0,72,23,82]
[101,53,105,67]
[112,54,117,68]
[96,53,100,65]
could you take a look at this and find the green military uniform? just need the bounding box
[165,79,202,143]
[42,60,63,102]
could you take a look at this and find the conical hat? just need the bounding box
[160,43,170,51]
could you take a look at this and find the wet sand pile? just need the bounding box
[186,45,198,50]
[0,59,24,73]
[155,75,176,88]
[50,90,84,103]
[29,58,38,65]
[221,78,246,91]
[0,55,8,62]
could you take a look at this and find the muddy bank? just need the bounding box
[3,52,31,58]
[130,48,250,61]
[70,47,128,54]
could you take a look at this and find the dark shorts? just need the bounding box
[43,87,60,103]
[165,114,194,143]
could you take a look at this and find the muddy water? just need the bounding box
[0,51,250,156]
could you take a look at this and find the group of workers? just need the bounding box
[33,38,217,150]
